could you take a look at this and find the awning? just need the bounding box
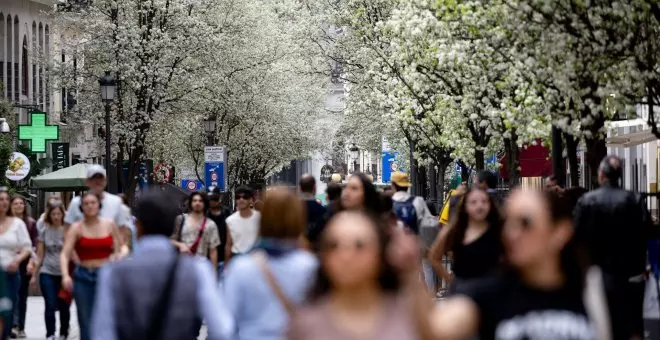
[30,163,90,192]
[606,129,658,148]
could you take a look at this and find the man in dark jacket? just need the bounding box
[574,155,650,340]
[300,174,326,246]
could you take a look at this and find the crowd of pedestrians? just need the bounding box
[0,154,657,340]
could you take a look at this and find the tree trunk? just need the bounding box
[564,133,579,187]
[585,137,606,189]
[407,136,417,196]
[474,149,485,171]
[437,159,450,206]
[504,136,521,187]
[458,160,470,182]
[418,165,427,199]
[429,164,437,202]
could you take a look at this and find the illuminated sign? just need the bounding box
[18,111,59,153]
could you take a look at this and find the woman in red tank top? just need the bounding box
[60,192,121,340]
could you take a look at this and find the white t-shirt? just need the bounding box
[0,218,32,268]
[64,192,130,227]
[226,210,260,254]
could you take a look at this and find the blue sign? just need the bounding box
[181,179,203,192]
[204,146,227,191]
[204,162,225,191]
[381,151,399,183]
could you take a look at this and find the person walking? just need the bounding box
[225,187,260,262]
[288,210,432,340]
[91,190,233,340]
[389,172,434,235]
[29,202,70,340]
[64,165,131,256]
[60,192,122,340]
[573,155,649,340]
[474,170,503,206]
[428,189,503,294]
[170,191,221,272]
[207,186,231,279]
[223,187,316,339]
[9,197,36,339]
[431,190,609,340]
[299,175,326,249]
[0,189,31,340]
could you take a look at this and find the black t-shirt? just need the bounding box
[207,208,230,262]
[457,275,596,340]
[451,225,502,280]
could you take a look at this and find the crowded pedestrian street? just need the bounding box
[4,0,660,339]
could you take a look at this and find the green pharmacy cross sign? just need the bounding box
[18,112,59,153]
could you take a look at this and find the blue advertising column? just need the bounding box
[204,146,228,191]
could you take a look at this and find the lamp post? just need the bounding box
[204,115,217,146]
[99,71,117,193]
[349,143,359,173]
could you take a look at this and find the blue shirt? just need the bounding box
[223,250,317,340]
[91,236,234,340]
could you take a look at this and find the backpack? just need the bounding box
[394,196,419,234]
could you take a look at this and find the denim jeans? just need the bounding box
[73,266,99,340]
[13,264,29,330]
[421,259,436,292]
[2,273,19,340]
[40,273,70,338]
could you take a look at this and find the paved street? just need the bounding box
[25,297,208,340]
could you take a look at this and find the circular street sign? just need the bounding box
[186,181,197,191]
[6,152,31,181]
[210,172,218,181]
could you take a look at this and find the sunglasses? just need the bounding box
[235,194,252,200]
[321,238,376,253]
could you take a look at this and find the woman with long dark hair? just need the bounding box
[60,192,122,340]
[30,202,70,340]
[339,173,382,215]
[0,190,32,340]
[10,196,36,339]
[431,190,609,340]
[428,188,502,293]
[288,210,431,340]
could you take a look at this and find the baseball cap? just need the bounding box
[391,172,412,188]
[86,164,107,179]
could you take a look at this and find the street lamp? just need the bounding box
[349,143,359,173]
[204,115,217,146]
[99,71,117,193]
[0,119,10,133]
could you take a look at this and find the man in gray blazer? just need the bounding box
[91,190,233,340]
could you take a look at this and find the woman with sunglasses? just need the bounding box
[9,196,36,339]
[30,202,70,340]
[0,190,31,340]
[428,189,502,293]
[223,187,317,339]
[60,192,122,340]
[288,210,433,340]
[431,190,609,340]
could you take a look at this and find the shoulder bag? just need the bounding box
[253,251,296,316]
